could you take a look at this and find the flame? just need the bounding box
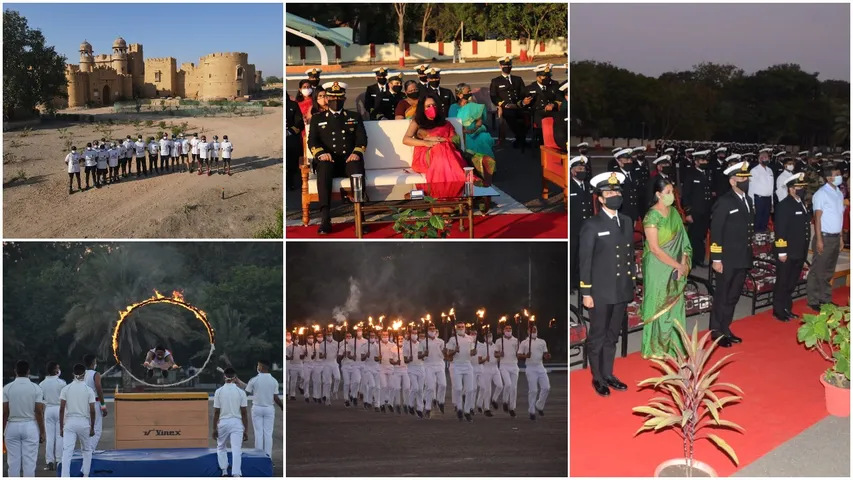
[312,325,320,332]
[298,327,306,334]
[449,308,455,316]
[514,313,520,320]
[476,309,485,318]
[523,309,529,317]
[112,289,214,365]
[531,315,536,321]
[392,320,403,331]
[368,316,373,323]
[426,314,431,321]
[498,315,507,324]
[379,315,385,322]
[549,318,556,328]
[441,312,446,318]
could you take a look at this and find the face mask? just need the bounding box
[604,195,623,210]
[327,100,343,111]
[300,87,313,97]
[286,336,292,343]
[418,75,428,83]
[381,337,388,343]
[425,105,437,120]
[56,370,61,377]
[377,78,387,85]
[257,368,262,374]
[419,336,426,342]
[574,171,587,180]
[736,179,750,192]
[407,91,419,100]
[501,67,512,75]
[356,332,363,338]
[456,329,464,335]
[328,338,334,343]
[486,336,493,343]
[833,176,843,186]
[504,331,512,338]
[531,333,537,340]
[794,188,805,198]
[307,338,314,344]
[461,93,472,101]
[317,336,324,342]
[309,79,320,87]
[391,85,403,94]
[428,80,440,88]
[659,193,675,206]
[786,165,794,171]
[369,338,375,344]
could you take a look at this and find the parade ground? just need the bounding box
[1,398,284,477]
[3,106,283,239]
[285,372,568,477]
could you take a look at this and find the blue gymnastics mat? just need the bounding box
[57,448,273,477]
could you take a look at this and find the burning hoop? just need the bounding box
[111,290,216,388]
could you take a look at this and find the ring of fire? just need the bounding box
[112,290,216,365]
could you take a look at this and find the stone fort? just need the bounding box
[64,37,263,108]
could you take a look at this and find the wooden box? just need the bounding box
[114,392,209,450]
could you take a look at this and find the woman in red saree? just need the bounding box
[402,93,495,187]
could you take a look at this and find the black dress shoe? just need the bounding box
[417,410,424,418]
[509,409,516,417]
[593,380,611,397]
[317,221,332,235]
[727,332,742,344]
[457,410,464,420]
[773,311,791,322]
[537,409,545,417]
[605,376,627,391]
[484,410,493,417]
[785,310,799,320]
[713,334,733,348]
[465,413,473,422]
[529,413,536,420]
[491,401,498,410]
[502,402,508,412]
[438,403,445,413]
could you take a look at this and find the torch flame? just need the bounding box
[549,318,557,328]
[298,327,306,334]
[379,315,385,322]
[391,320,403,331]
[441,312,446,318]
[523,309,529,317]
[426,314,431,321]
[312,325,320,332]
[476,309,485,318]
[449,308,455,316]
[514,313,520,320]
[531,315,536,321]
[368,316,373,323]
[498,316,507,324]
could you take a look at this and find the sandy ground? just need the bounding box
[1,400,283,477]
[285,373,568,477]
[3,108,282,238]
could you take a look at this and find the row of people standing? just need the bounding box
[63,134,235,193]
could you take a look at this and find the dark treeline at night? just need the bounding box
[570,60,850,147]
[3,242,283,383]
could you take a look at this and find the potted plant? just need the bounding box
[797,304,850,417]
[633,322,745,477]
[392,196,451,239]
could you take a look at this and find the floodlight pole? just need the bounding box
[286,26,329,66]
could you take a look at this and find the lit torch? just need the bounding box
[392,320,403,364]
[498,315,507,367]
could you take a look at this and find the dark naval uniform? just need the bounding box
[608,162,640,223]
[578,174,636,396]
[424,85,455,118]
[285,97,306,189]
[569,175,594,290]
[365,84,396,120]
[489,72,528,144]
[681,166,713,266]
[524,79,560,128]
[711,157,731,200]
[307,84,368,232]
[709,169,754,347]
[772,185,811,320]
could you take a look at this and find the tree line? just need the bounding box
[570,60,850,148]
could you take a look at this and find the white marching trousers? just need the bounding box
[526,367,551,414]
[407,367,425,410]
[451,366,476,412]
[322,363,340,399]
[423,365,447,410]
[61,417,93,478]
[309,365,322,399]
[342,365,361,400]
[391,370,410,406]
[89,408,103,452]
[473,370,482,408]
[5,421,39,477]
[287,365,303,397]
[216,418,244,476]
[251,405,275,457]
[44,405,62,464]
[361,368,380,405]
[500,366,520,410]
[479,368,504,410]
[378,367,393,406]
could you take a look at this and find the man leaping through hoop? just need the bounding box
[143,345,179,381]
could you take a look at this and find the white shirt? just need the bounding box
[211,141,221,157]
[2,377,45,422]
[378,340,399,368]
[471,341,485,371]
[123,139,134,156]
[519,337,549,367]
[422,337,445,366]
[338,339,356,365]
[477,342,500,368]
[406,339,424,366]
[108,148,119,166]
[148,349,173,369]
[198,141,209,159]
[134,140,146,156]
[39,376,67,406]
[602,207,620,227]
[83,148,98,167]
[182,139,190,154]
[496,335,519,366]
[171,141,180,156]
[352,337,367,364]
[96,149,108,169]
[776,169,794,201]
[213,383,247,420]
[748,164,774,198]
[245,372,279,407]
[445,334,476,367]
[359,340,379,367]
[320,339,339,364]
[303,343,318,366]
[65,152,81,173]
[813,183,845,234]
[394,341,409,372]
[190,137,199,154]
[159,138,171,156]
[59,380,95,419]
[286,342,303,366]
[148,141,159,154]
[221,141,233,159]
[83,369,100,401]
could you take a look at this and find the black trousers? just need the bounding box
[68,172,81,189]
[315,156,366,212]
[84,165,96,186]
[754,195,771,232]
[773,257,805,315]
[501,107,528,142]
[687,214,710,265]
[587,301,628,382]
[148,153,158,172]
[570,231,579,289]
[710,267,747,335]
[286,134,303,187]
[136,156,146,175]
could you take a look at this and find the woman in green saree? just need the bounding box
[640,175,692,359]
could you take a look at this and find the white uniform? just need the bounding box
[190,137,199,155]
[446,334,477,413]
[377,340,398,407]
[213,383,248,477]
[338,339,358,402]
[519,337,550,415]
[182,138,190,155]
[171,139,180,158]
[776,168,795,201]
[497,334,520,411]
[391,340,411,408]
[147,140,159,159]
[122,139,134,160]
[285,341,304,398]
[198,141,210,160]
[359,340,381,406]
[211,140,221,161]
[303,342,321,401]
[83,148,98,168]
[96,149,108,170]
[221,141,233,160]
[59,380,95,477]
[108,147,119,168]
[244,372,278,457]
[404,339,424,412]
[39,375,66,465]
[319,338,340,401]
[422,336,447,412]
[471,339,484,410]
[134,140,146,158]
[159,138,171,159]
[350,336,367,403]
[147,348,174,370]
[477,341,504,412]
[3,377,45,477]
[65,152,81,174]
[83,369,103,450]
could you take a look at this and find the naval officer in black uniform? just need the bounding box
[709,161,755,347]
[609,148,640,223]
[424,68,455,118]
[681,149,713,266]
[489,55,530,149]
[415,64,431,91]
[772,173,811,322]
[307,81,368,235]
[305,68,322,88]
[578,171,636,397]
[569,156,594,290]
[526,64,561,130]
[286,96,305,190]
[365,67,395,120]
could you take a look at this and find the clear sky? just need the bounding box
[6,3,283,77]
[571,3,850,81]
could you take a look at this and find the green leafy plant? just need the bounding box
[633,322,744,471]
[798,304,851,388]
[392,197,450,239]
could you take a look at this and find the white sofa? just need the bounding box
[299,117,465,225]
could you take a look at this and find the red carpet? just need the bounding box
[570,288,850,477]
[286,212,567,239]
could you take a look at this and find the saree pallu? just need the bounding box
[639,208,693,359]
[451,102,495,159]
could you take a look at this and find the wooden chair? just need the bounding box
[539,117,568,208]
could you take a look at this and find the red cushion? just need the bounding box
[542,117,558,149]
[570,323,587,344]
[685,291,713,316]
[744,270,776,292]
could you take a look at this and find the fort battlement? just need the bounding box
[145,57,176,64]
[128,43,142,53]
[200,52,248,62]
